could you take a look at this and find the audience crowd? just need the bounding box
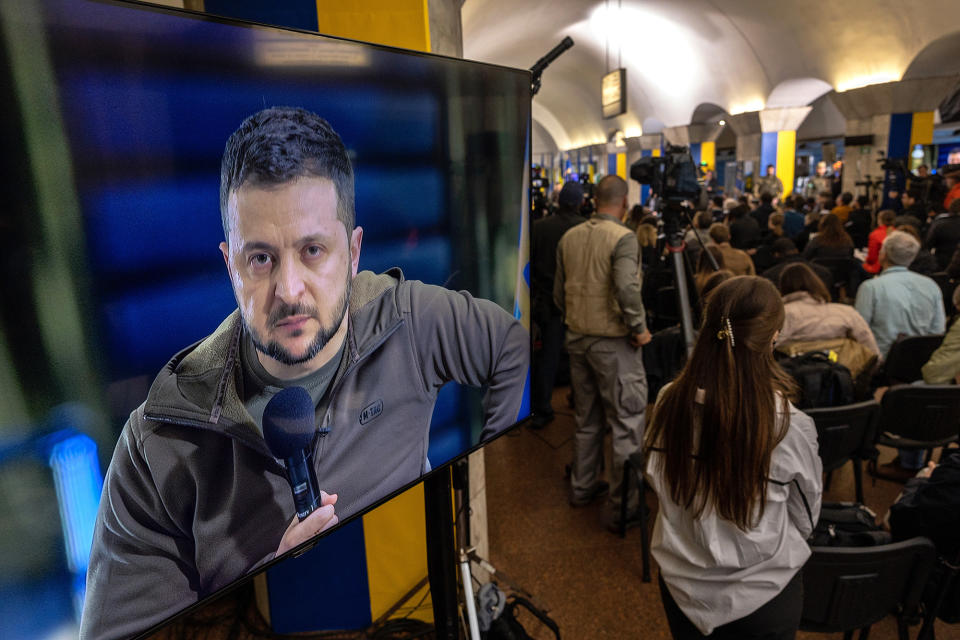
[531,168,960,639]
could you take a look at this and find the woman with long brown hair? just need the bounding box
[645,276,822,639]
[802,212,854,260]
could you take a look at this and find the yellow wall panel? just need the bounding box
[316,0,430,52]
[700,141,715,171]
[776,130,796,198]
[910,111,934,147]
[362,483,432,622]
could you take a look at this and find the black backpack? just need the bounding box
[777,351,855,408]
[808,502,892,547]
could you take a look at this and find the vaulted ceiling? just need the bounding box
[462,0,960,151]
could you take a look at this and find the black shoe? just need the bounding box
[569,481,609,507]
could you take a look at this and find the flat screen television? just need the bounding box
[0,1,531,637]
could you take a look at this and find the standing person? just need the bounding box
[555,175,652,530]
[754,164,784,201]
[646,276,822,640]
[530,181,585,428]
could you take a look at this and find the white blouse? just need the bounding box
[646,397,822,635]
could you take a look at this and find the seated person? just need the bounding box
[755,212,786,272]
[856,230,945,473]
[863,209,896,275]
[922,284,960,384]
[728,204,762,251]
[830,191,854,223]
[646,276,822,639]
[776,263,880,358]
[846,196,871,249]
[897,224,938,276]
[762,237,832,290]
[683,210,713,267]
[782,195,806,239]
[698,269,734,309]
[708,223,755,276]
[927,199,960,271]
[803,213,855,261]
[694,244,725,293]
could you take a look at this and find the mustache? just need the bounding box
[268,303,319,327]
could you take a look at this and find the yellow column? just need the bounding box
[700,141,715,171]
[313,0,434,624]
[910,111,934,147]
[616,153,627,180]
[315,0,431,51]
[776,130,796,197]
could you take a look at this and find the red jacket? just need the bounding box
[863,225,890,274]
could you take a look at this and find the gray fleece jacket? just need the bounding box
[80,269,528,640]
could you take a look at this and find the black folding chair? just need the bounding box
[884,334,945,385]
[800,537,938,640]
[918,548,960,640]
[870,385,960,481]
[619,451,651,583]
[805,400,879,503]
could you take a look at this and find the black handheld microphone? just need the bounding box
[262,386,321,521]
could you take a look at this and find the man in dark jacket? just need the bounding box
[750,191,776,229]
[530,181,584,427]
[761,238,833,289]
[80,108,529,640]
[728,204,761,251]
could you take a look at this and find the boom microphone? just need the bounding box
[262,386,321,521]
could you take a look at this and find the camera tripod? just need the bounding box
[659,201,714,355]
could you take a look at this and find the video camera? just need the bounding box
[629,143,702,204]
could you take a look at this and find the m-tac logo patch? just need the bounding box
[359,399,383,425]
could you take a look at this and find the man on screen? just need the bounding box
[80,107,528,639]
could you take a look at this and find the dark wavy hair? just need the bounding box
[644,276,797,530]
[219,106,355,238]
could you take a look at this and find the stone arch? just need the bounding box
[903,30,960,80]
[766,77,833,108]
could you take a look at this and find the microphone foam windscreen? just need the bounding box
[262,386,316,459]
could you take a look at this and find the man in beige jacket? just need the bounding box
[555,175,651,531]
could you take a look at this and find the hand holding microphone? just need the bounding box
[262,386,339,556]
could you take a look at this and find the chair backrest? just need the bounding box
[800,537,938,634]
[880,384,960,444]
[884,334,945,383]
[804,400,879,472]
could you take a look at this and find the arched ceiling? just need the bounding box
[462,0,960,150]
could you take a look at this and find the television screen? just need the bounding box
[0,0,531,637]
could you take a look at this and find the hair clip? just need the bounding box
[716,317,735,347]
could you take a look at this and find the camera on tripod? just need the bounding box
[879,156,909,176]
[629,143,702,205]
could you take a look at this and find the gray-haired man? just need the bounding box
[855,230,945,472]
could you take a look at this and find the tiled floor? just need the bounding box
[481,385,960,640]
